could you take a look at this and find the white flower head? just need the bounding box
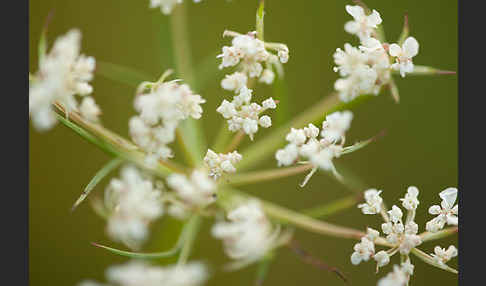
[105,260,208,286]
[130,79,206,162]
[150,0,203,15]
[350,236,375,265]
[377,265,409,286]
[431,245,458,265]
[389,37,419,77]
[426,187,458,232]
[167,170,216,206]
[358,189,383,215]
[400,186,420,211]
[212,200,278,263]
[321,111,353,143]
[29,29,97,131]
[103,166,164,249]
[204,149,242,179]
[344,5,382,41]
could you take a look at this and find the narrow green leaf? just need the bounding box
[341,129,385,155]
[71,158,123,211]
[255,252,274,286]
[56,113,122,158]
[397,13,409,46]
[399,65,456,76]
[302,195,360,219]
[211,122,233,152]
[96,61,152,88]
[38,28,47,67]
[91,242,181,259]
[193,50,223,92]
[273,70,290,127]
[256,0,265,41]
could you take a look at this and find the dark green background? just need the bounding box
[29,0,457,285]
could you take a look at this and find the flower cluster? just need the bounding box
[102,166,164,250]
[212,200,280,266]
[352,186,459,285]
[216,87,276,139]
[129,77,206,164]
[149,0,202,15]
[167,170,216,207]
[275,111,353,185]
[204,149,242,179]
[333,5,419,102]
[218,30,289,85]
[79,260,208,286]
[425,187,458,232]
[216,30,289,140]
[29,29,99,131]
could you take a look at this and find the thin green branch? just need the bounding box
[177,214,203,266]
[301,194,362,219]
[419,227,458,242]
[54,103,179,177]
[222,164,314,187]
[71,158,124,211]
[170,3,207,166]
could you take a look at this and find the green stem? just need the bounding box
[301,195,362,219]
[224,131,245,153]
[222,164,314,187]
[54,103,178,177]
[419,227,458,242]
[211,122,233,152]
[170,3,206,166]
[177,215,202,266]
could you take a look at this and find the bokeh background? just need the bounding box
[29,0,458,285]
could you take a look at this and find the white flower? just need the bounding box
[204,149,242,179]
[259,115,272,128]
[334,65,378,102]
[387,205,403,223]
[275,143,299,166]
[262,97,277,109]
[218,86,276,140]
[167,170,216,206]
[103,166,164,249]
[130,79,205,162]
[216,100,237,119]
[29,29,97,131]
[221,72,248,92]
[400,186,420,211]
[333,43,369,77]
[377,265,409,286]
[374,250,390,268]
[389,37,419,77]
[259,69,275,84]
[401,258,414,276]
[344,5,382,41]
[286,128,307,145]
[431,245,458,265]
[350,237,375,265]
[303,123,319,138]
[399,234,421,255]
[79,96,101,122]
[218,30,288,84]
[366,227,380,241]
[212,200,278,262]
[150,0,203,15]
[321,111,353,143]
[426,187,458,232]
[105,260,208,286]
[358,189,383,215]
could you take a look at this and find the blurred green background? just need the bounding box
[29,0,457,285]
